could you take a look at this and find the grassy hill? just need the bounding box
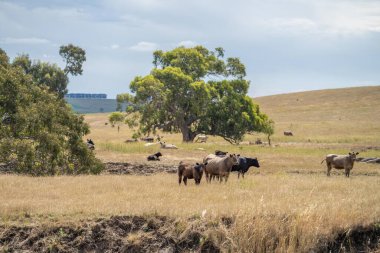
[254,85,380,144]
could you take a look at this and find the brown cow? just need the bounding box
[203,154,239,183]
[321,152,359,177]
[178,162,207,185]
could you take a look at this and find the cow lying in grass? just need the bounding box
[147,152,162,161]
[215,150,228,156]
[321,152,359,177]
[231,156,260,179]
[160,142,178,149]
[178,162,207,185]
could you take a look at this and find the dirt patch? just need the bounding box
[0,216,220,253]
[1,216,379,252]
[104,162,177,175]
[313,224,380,253]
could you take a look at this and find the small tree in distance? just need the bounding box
[262,119,275,146]
[108,112,125,133]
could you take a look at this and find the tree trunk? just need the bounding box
[267,135,271,146]
[181,125,197,142]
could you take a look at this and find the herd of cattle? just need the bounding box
[87,139,361,184]
[176,151,260,185]
[146,149,361,185]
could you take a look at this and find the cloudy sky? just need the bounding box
[1,0,379,98]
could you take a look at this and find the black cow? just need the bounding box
[215,150,228,156]
[231,157,260,178]
[147,152,162,161]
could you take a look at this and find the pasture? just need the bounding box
[1,86,380,252]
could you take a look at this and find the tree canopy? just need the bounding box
[0,48,103,175]
[59,44,86,76]
[118,46,270,143]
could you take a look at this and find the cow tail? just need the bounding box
[320,159,326,164]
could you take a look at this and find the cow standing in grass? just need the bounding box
[203,154,239,183]
[231,156,260,179]
[178,162,207,185]
[321,152,359,177]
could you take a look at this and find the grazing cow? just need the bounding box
[160,142,178,149]
[321,152,359,177]
[284,131,293,136]
[231,157,260,179]
[86,139,95,150]
[194,134,208,143]
[215,150,228,156]
[147,152,162,161]
[178,162,207,185]
[203,154,239,183]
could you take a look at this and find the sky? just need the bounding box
[1,0,379,98]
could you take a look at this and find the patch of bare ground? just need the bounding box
[0,216,221,253]
[1,216,379,252]
[104,162,177,175]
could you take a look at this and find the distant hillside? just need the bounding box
[253,86,380,144]
[65,98,123,114]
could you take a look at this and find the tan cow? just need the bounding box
[203,154,239,183]
[321,152,359,177]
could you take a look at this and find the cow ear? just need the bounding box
[348,152,352,155]
[356,152,359,155]
[196,162,199,165]
[237,154,240,157]
[230,154,233,157]
[204,162,208,166]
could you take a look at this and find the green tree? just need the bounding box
[118,46,269,143]
[262,119,275,146]
[108,112,125,133]
[59,44,86,76]
[0,48,103,175]
[13,54,69,98]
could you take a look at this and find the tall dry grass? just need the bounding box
[1,173,379,251]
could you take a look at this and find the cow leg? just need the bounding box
[327,163,332,176]
[178,175,182,185]
[238,172,240,179]
[184,177,187,185]
[242,173,245,179]
[225,174,230,183]
[345,168,350,177]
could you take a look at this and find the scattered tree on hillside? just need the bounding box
[108,112,125,133]
[59,44,86,76]
[262,119,275,146]
[117,46,269,143]
[0,48,103,175]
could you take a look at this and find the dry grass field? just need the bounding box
[1,86,380,252]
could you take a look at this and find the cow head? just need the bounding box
[154,152,163,157]
[247,157,260,168]
[348,152,359,161]
[229,154,240,165]
[194,162,207,184]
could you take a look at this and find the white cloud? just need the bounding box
[177,40,198,47]
[0,37,51,44]
[129,41,158,52]
[110,44,120,49]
